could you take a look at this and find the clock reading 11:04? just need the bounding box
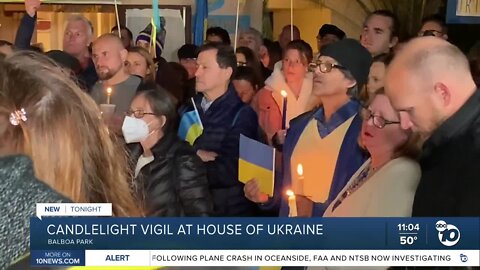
[398,223,420,231]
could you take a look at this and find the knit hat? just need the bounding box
[177,44,198,60]
[318,24,346,40]
[320,38,372,88]
[136,20,166,58]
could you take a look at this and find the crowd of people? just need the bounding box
[1,0,479,269]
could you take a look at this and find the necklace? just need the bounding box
[331,162,372,212]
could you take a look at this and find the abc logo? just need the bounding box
[436,220,461,247]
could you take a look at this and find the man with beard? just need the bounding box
[90,34,141,133]
[385,37,480,216]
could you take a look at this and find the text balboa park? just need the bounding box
[46,223,324,236]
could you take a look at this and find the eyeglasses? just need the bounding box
[361,108,400,129]
[418,30,443,37]
[126,109,156,119]
[237,61,247,67]
[308,61,347,73]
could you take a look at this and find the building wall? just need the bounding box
[121,0,193,5]
[268,0,364,52]
[121,0,262,32]
[273,8,331,53]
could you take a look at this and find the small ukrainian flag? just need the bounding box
[178,98,203,145]
[238,134,275,196]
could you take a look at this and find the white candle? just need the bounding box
[286,189,297,217]
[106,87,112,105]
[296,163,304,195]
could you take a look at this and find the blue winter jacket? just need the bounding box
[180,86,261,216]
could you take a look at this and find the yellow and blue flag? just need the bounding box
[238,134,275,196]
[194,0,208,45]
[178,98,203,145]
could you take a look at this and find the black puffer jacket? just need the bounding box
[128,132,213,217]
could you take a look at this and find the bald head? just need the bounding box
[385,37,477,138]
[93,33,125,50]
[391,37,471,85]
[92,34,128,82]
[279,25,301,50]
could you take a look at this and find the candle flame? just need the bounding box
[106,87,112,95]
[281,90,287,98]
[286,189,295,197]
[297,163,303,176]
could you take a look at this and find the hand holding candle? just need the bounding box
[106,87,112,105]
[286,189,297,217]
[281,90,288,129]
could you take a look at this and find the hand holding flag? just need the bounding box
[178,98,203,145]
[238,135,275,196]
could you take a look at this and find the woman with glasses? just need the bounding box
[124,87,213,217]
[236,46,266,83]
[253,40,320,145]
[323,88,421,217]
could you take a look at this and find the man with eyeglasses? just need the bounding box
[385,37,480,217]
[417,14,448,40]
[276,39,372,217]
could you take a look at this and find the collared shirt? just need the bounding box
[201,96,214,112]
[314,99,361,138]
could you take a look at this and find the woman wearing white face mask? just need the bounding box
[123,87,213,217]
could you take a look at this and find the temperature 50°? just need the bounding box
[400,235,418,245]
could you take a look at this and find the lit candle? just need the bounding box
[106,87,112,105]
[286,189,297,217]
[281,90,288,129]
[296,163,304,195]
[297,163,303,177]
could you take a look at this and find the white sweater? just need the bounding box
[323,157,420,217]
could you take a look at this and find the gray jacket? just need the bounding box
[0,155,68,269]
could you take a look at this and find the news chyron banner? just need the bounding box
[31,203,480,268]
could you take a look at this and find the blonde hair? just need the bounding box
[128,46,156,82]
[0,51,142,216]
